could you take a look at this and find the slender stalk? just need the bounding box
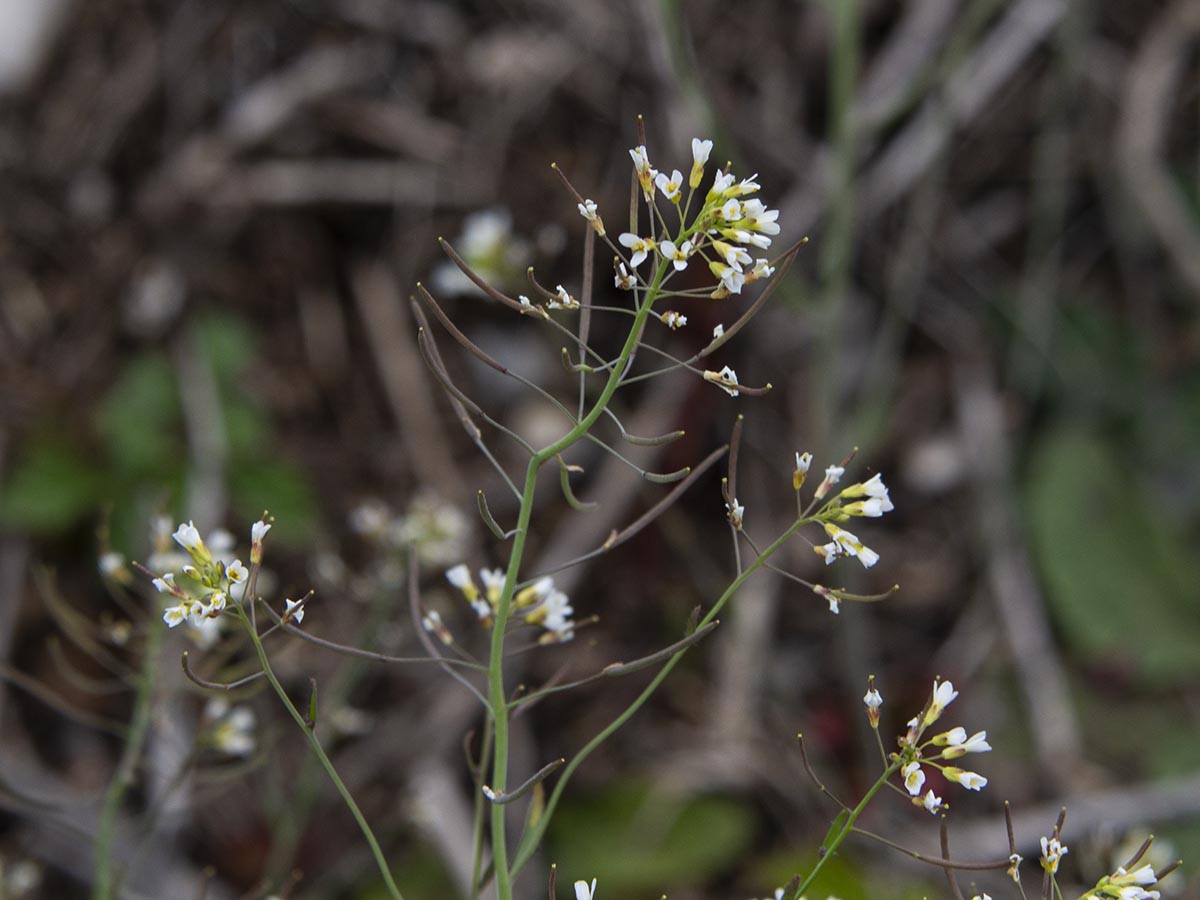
[791,759,901,900]
[236,606,405,900]
[511,514,815,877]
[486,257,671,900]
[92,612,163,900]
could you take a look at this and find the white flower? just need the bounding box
[629,145,655,199]
[827,595,840,614]
[720,198,741,221]
[660,310,688,330]
[713,240,752,269]
[470,598,492,621]
[863,687,883,709]
[654,169,684,202]
[172,521,203,552]
[422,610,453,645]
[845,496,893,517]
[925,679,959,725]
[226,559,248,585]
[519,294,533,309]
[902,761,926,795]
[793,451,813,490]
[841,473,894,516]
[1008,853,1023,882]
[822,523,879,568]
[575,878,597,900]
[152,572,184,598]
[445,563,479,601]
[250,519,271,565]
[516,576,555,608]
[1040,836,1068,875]
[614,262,635,290]
[99,551,125,577]
[4,859,41,894]
[813,465,845,499]
[748,259,775,283]
[740,198,781,235]
[209,703,256,757]
[731,174,761,197]
[549,284,579,310]
[943,730,991,758]
[814,541,841,565]
[479,568,506,604]
[659,239,692,271]
[922,790,944,814]
[540,590,574,637]
[703,365,740,397]
[163,604,189,627]
[943,767,987,790]
[708,170,735,198]
[708,260,745,294]
[207,591,227,615]
[1122,865,1159,886]
[284,596,306,625]
[619,232,656,267]
[726,498,744,530]
[577,199,602,235]
[712,323,724,339]
[690,138,713,188]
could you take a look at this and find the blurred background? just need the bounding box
[1,0,1199,898]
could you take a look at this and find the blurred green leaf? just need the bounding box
[193,309,257,386]
[0,433,102,533]
[549,779,756,896]
[753,847,934,900]
[96,353,182,476]
[228,458,318,543]
[1024,426,1200,682]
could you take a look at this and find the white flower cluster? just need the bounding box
[890,679,992,816]
[607,138,779,302]
[151,520,269,631]
[349,493,469,567]
[1081,861,1164,900]
[205,698,256,757]
[445,565,575,643]
[800,462,894,570]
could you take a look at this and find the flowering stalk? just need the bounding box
[92,600,163,900]
[486,253,674,900]
[510,509,823,878]
[789,758,902,900]
[232,603,406,900]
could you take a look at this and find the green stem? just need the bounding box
[791,759,901,899]
[92,611,163,900]
[237,606,405,900]
[487,258,672,900]
[510,515,814,877]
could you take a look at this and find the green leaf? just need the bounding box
[820,808,849,852]
[96,353,182,476]
[0,433,103,533]
[193,310,257,387]
[1023,426,1200,682]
